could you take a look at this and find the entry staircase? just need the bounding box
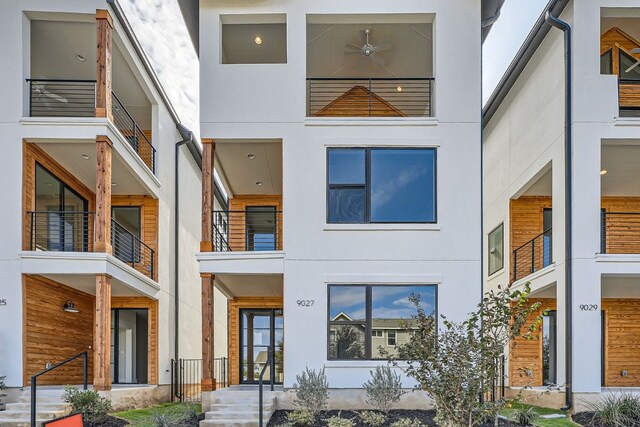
[0,388,70,426]
[200,387,282,427]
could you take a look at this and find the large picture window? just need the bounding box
[327,148,436,224]
[328,284,437,360]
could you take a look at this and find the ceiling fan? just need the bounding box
[33,83,68,103]
[345,28,391,67]
[625,48,640,73]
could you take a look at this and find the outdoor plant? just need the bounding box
[287,409,315,426]
[359,410,387,427]
[180,403,200,421]
[292,367,329,415]
[586,392,640,427]
[387,283,544,427]
[62,386,113,424]
[0,375,7,411]
[390,418,423,427]
[363,365,405,413]
[148,407,186,427]
[513,405,538,426]
[326,413,355,427]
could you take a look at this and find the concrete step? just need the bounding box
[0,409,65,420]
[209,403,273,412]
[205,411,272,420]
[200,419,259,427]
[0,418,51,427]
[6,403,68,411]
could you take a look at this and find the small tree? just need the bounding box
[363,366,405,413]
[390,284,543,427]
[292,367,329,416]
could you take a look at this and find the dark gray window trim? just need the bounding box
[327,283,438,361]
[488,222,504,276]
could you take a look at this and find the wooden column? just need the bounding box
[94,274,112,391]
[96,9,113,120]
[95,136,113,254]
[201,273,216,391]
[201,139,215,252]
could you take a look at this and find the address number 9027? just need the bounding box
[296,300,314,307]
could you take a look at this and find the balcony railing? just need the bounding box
[26,79,155,173]
[28,211,94,252]
[512,228,553,282]
[619,79,640,112]
[601,212,640,254]
[112,92,156,172]
[111,218,155,280]
[27,79,96,117]
[307,77,434,117]
[212,210,283,252]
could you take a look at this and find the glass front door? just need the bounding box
[240,308,283,384]
[110,308,149,384]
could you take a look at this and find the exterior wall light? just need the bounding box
[622,370,629,377]
[63,300,79,313]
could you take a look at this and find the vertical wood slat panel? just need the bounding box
[603,299,640,387]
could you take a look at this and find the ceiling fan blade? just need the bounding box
[43,89,68,103]
[370,53,387,67]
[374,43,391,53]
[345,43,362,51]
[626,60,640,74]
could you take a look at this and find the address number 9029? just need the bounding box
[579,304,598,311]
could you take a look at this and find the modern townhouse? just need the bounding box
[0,0,206,423]
[483,0,640,411]
[196,0,503,423]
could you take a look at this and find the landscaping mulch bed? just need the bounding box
[86,415,129,427]
[572,412,602,427]
[267,410,521,427]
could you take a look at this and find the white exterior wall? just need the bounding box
[0,0,202,388]
[200,0,483,388]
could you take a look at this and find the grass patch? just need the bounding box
[500,403,581,427]
[113,402,201,426]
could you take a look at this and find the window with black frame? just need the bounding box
[328,284,436,360]
[488,223,504,276]
[327,148,436,224]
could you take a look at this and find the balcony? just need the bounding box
[212,210,283,252]
[27,79,156,172]
[512,228,552,283]
[619,79,640,113]
[28,211,155,280]
[601,212,640,254]
[307,78,434,117]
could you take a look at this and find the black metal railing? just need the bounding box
[258,349,275,427]
[27,79,96,117]
[171,357,228,403]
[307,77,434,117]
[111,218,155,280]
[31,351,88,426]
[512,228,553,282]
[29,211,94,252]
[212,210,283,252]
[601,212,640,254]
[111,92,155,172]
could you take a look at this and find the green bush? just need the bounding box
[359,410,387,427]
[588,392,640,427]
[292,367,329,415]
[513,406,538,426]
[148,408,185,427]
[287,409,315,426]
[326,413,355,427]
[363,366,405,413]
[62,386,112,424]
[390,418,422,427]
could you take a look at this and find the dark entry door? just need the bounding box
[240,308,283,384]
[245,206,277,251]
[110,308,149,384]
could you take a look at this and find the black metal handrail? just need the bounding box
[307,77,434,117]
[258,349,275,427]
[111,92,155,172]
[512,228,553,282]
[111,218,155,280]
[27,79,96,118]
[28,211,94,252]
[170,357,228,402]
[212,210,283,252]
[601,211,640,254]
[31,351,88,426]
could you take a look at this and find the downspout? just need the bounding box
[545,9,573,412]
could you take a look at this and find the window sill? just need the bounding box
[324,223,440,231]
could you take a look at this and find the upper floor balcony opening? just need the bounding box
[600,17,640,117]
[220,14,287,64]
[306,14,434,118]
[209,139,283,253]
[26,17,155,172]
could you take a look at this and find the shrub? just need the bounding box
[287,409,315,426]
[359,410,387,427]
[363,366,405,413]
[390,418,422,427]
[292,367,329,415]
[513,405,538,426]
[181,403,200,419]
[62,386,112,424]
[0,376,7,404]
[326,413,355,427]
[588,392,640,427]
[148,408,185,427]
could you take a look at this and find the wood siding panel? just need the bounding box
[603,299,640,387]
[509,196,552,281]
[313,86,406,117]
[228,297,283,385]
[228,195,283,251]
[602,197,640,254]
[509,299,556,387]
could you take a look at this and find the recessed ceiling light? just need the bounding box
[76,54,86,62]
[81,154,90,160]
[254,36,263,45]
[601,170,608,175]
[111,182,118,187]
[247,154,256,160]
[396,86,403,92]
[256,181,263,186]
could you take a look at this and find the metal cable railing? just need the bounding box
[601,212,640,254]
[111,92,155,172]
[307,77,434,117]
[28,211,94,252]
[111,218,155,280]
[212,210,283,252]
[512,228,553,282]
[27,79,96,117]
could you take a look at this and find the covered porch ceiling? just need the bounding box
[215,274,283,298]
[40,273,153,297]
[602,141,640,197]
